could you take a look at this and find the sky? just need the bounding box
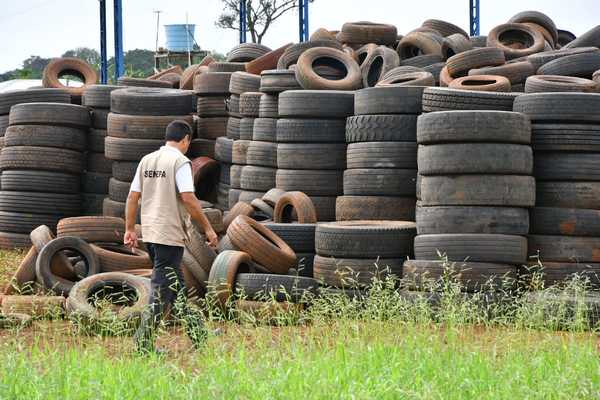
[0,0,598,73]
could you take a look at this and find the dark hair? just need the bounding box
[165,120,193,142]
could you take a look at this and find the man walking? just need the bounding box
[123,120,219,354]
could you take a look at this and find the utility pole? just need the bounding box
[154,10,162,52]
[470,0,480,36]
[298,0,309,42]
[99,0,107,84]
[114,0,125,80]
[239,0,247,43]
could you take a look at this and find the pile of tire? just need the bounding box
[514,92,600,288]
[82,85,122,215]
[0,103,90,249]
[337,86,423,222]
[314,221,416,290]
[275,90,355,221]
[104,87,194,218]
[405,110,535,292]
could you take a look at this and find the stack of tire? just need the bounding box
[227,72,263,207]
[405,110,535,292]
[276,90,354,221]
[337,86,423,222]
[104,88,194,218]
[514,93,600,287]
[0,103,90,249]
[314,221,416,290]
[82,85,122,215]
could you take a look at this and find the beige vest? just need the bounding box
[138,146,191,247]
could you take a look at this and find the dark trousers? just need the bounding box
[134,242,206,352]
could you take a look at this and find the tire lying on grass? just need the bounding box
[234,273,318,302]
[1,295,65,318]
[57,216,125,243]
[314,255,403,288]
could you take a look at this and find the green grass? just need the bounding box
[0,322,598,399]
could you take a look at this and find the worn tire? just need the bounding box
[110,87,193,116]
[273,191,317,224]
[346,115,417,143]
[107,114,194,140]
[4,125,86,151]
[0,88,70,115]
[347,142,416,169]
[240,166,276,192]
[1,170,80,194]
[422,87,520,112]
[235,273,317,302]
[0,191,80,216]
[105,137,163,161]
[9,103,90,128]
[537,52,600,78]
[108,178,130,202]
[83,85,123,108]
[354,86,424,115]
[91,244,152,272]
[229,72,261,95]
[335,196,415,221]
[258,94,279,118]
[279,90,354,118]
[530,207,600,237]
[277,119,346,143]
[487,23,545,60]
[525,75,598,93]
[277,143,346,170]
[343,169,417,196]
[57,216,125,243]
[276,169,343,196]
[0,146,83,174]
[416,206,529,235]
[531,124,600,152]
[259,69,301,93]
[246,141,277,167]
[528,235,600,263]
[513,93,600,123]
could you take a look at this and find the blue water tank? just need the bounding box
[164,24,196,52]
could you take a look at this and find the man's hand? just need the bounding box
[124,230,139,249]
[205,229,219,249]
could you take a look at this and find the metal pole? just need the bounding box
[114,0,125,80]
[298,0,309,42]
[239,0,247,43]
[154,10,162,53]
[470,0,480,36]
[99,0,107,84]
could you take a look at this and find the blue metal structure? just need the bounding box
[114,0,125,80]
[239,0,247,43]
[298,0,309,42]
[470,0,480,36]
[99,0,108,84]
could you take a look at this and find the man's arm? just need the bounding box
[124,191,141,248]
[180,192,218,248]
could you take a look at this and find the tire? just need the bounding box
[361,46,400,87]
[420,175,535,207]
[230,165,242,189]
[446,47,505,78]
[530,207,600,236]
[83,85,123,108]
[347,142,416,169]
[375,71,434,87]
[91,244,152,272]
[57,216,125,243]
[9,103,91,128]
[1,295,65,317]
[397,32,443,61]
[232,140,251,164]
[87,129,106,153]
[110,87,193,116]
[309,196,337,222]
[0,88,70,115]
[102,198,126,219]
[0,191,80,216]
[252,118,276,142]
[532,124,600,152]
[276,169,343,196]
[416,110,531,144]
[563,26,600,49]
[525,262,600,288]
[273,191,317,224]
[226,117,240,140]
[528,235,600,263]
[238,191,265,205]
[423,62,445,85]
[197,117,228,139]
[527,47,599,70]
[246,141,277,167]
[537,52,600,77]
[36,236,100,295]
[315,221,415,258]
[525,75,598,93]
[246,43,292,75]
[277,40,344,69]
[108,178,130,202]
[42,57,98,95]
[416,206,529,235]
[343,169,417,196]
[449,75,512,92]
[197,96,228,117]
[4,125,86,151]
[228,94,242,117]
[422,19,469,38]
[0,232,31,250]
[214,136,233,164]
[91,109,109,129]
[82,193,105,216]
[335,196,415,221]
[187,226,218,273]
[208,62,246,73]
[277,143,346,170]
[105,137,162,161]
[227,215,296,274]
[66,272,150,321]
[508,10,558,44]
[188,138,215,159]
[107,113,194,140]
[1,170,80,194]
[513,93,600,123]
[259,70,301,93]
[3,246,37,295]
[537,182,600,209]
[261,223,316,252]
[398,54,445,68]
[418,143,532,175]
[227,43,271,62]
[278,91,355,118]
[535,152,600,181]
[338,22,397,45]
[223,202,255,230]
[422,87,520,112]
[239,92,263,117]
[0,146,83,174]
[354,86,424,115]
[229,72,261,95]
[251,198,274,218]
[0,115,8,136]
[403,260,516,292]
[258,94,279,118]
[0,211,61,234]
[207,250,254,308]
[469,61,535,84]
[117,77,174,88]
[112,161,138,182]
[191,157,219,201]
[345,115,418,143]
[239,118,255,140]
[235,273,317,302]
[240,166,276,191]
[262,188,286,207]
[487,23,545,60]
[441,33,473,58]
[277,119,346,143]
[314,255,404,288]
[414,234,527,264]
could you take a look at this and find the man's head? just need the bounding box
[165,120,193,153]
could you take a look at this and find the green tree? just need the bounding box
[216,0,315,44]
[62,47,101,68]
